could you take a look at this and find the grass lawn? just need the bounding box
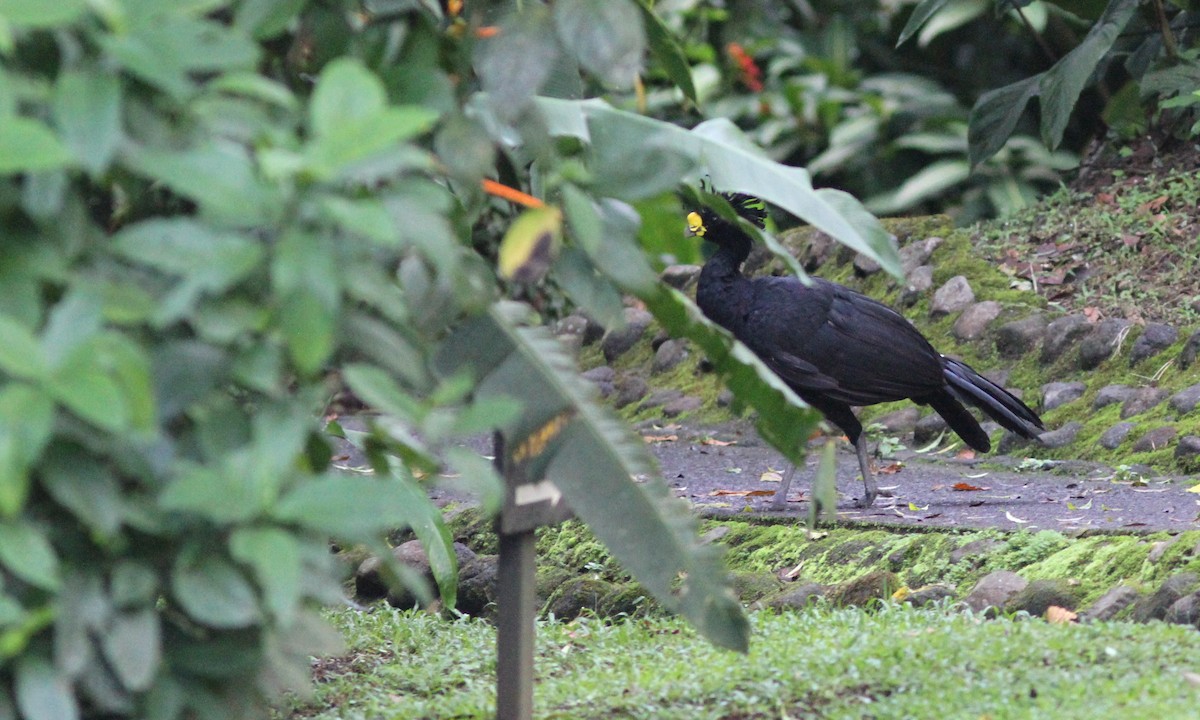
[286,603,1200,719]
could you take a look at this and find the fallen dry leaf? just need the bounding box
[1187,484,1200,494]
[878,461,904,474]
[643,434,678,443]
[1045,606,1078,624]
[760,470,784,483]
[908,501,929,511]
[955,448,976,460]
[1005,511,1029,524]
[952,482,989,491]
[702,437,737,446]
[710,489,776,497]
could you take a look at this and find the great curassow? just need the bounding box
[687,193,1045,508]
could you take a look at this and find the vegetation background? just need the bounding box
[0,0,1196,717]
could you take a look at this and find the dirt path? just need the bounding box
[647,423,1200,533]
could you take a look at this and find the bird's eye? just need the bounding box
[686,211,706,236]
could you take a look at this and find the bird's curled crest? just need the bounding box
[722,192,767,228]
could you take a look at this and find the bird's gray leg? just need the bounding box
[855,434,877,508]
[771,463,796,511]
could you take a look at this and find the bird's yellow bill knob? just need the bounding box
[686,211,706,236]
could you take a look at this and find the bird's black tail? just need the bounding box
[933,357,1045,452]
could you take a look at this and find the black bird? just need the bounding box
[687,193,1044,508]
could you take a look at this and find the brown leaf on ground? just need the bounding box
[955,449,976,460]
[644,434,678,443]
[877,462,904,474]
[710,489,776,497]
[952,482,989,491]
[701,437,736,446]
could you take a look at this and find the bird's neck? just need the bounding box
[696,240,752,329]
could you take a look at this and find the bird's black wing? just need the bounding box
[744,277,945,406]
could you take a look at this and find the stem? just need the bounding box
[1009,0,1057,65]
[1151,0,1179,61]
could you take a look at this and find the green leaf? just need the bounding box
[14,655,79,720]
[0,314,45,381]
[550,246,626,331]
[124,142,278,226]
[967,76,1040,168]
[309,57,387,138]
[1037,0,1139,150]
[279,289,336,377]
[274,475,419,539]
[0,521,60,590]
[439,304,749,651]
[476,5,560,121]
[47,345,130,433]
[896,0,951,47]
[52,69,121,175]
[159,463,264,523]
[112,219,261,289]
[0,384,53,517]
[498,206,563,283]
[391,464,458,609]
[234,0,308,38]
[100,610,161,691]
[865,159,970,215]
[0,0,85,27]
[343,363,423,421]
[532,97,901,278]
[39,443,123,539]
[230,527,301,624]
[634,0,696,103]
[554,0,645,89]
[807,439,839,529]
[562,187,659,295]
[0,118,71,175]
[171,550,261,629]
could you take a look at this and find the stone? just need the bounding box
[964,571,1028,614]
[829,570,900,607]
[1093,384,1136,410]
[1130,322,1178,366]
[952,301,1002,341]
[930,276,975,317]
[903,584,957,607]
[1132,572,1200,623]
[1165,591,1200,628]
[556,314,591,338]
[660,264,701,290]
[601,309,653,362]
[1174,435,1200,467]
[1179,330,1200,369]
[996,315,1047,359]
[899,236,944,275]
[716,388,735,407]
[662,395,703,417]
[1120,387,1169,418]
[1081,585,1140,622]
[1038,421,1081,449]
[612,373,649,409]
[1005,578,1079,617]
[913,412,949,447]
[853,252,881,276]
[873,407,921,437]
[1131,426,1177,452]
[950,538,1003,565]
[557,333,583,357]
[1041,381,1086,411]
[1079,318,1133,370]
[732,571,784,604]
[793,230,836,271]
[581,366,615,398]
[1098,422,1136,449]
[356,541,478,609]
[899,265,934,307]
[765,582,827,611]
[1040,314,1092,364]
[1169,384,1200,414]
[1148,538,1179,564]
[638,388,683,413]
[457,555,499,616]
[545,577,617,621]
[652,339,689,374]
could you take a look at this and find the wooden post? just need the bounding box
[495,529,536,720]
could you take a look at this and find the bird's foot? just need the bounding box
[855,491,878,509]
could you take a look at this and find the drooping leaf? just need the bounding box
[391,463,458,609]
[0,521,60,590]
[475,5,560,121]
[14,655,79,720]
[230,527,301,624]
[865,159,970,215]
[0,118,71,175]
[171,550,261,629]
[967,76,1041,168]
[1037,0,1139,150]
[273,475,419,539]
[634,0,697,103]
[100,610,161,691]
[554,0,645,89]
[0,314,46,381]
[0,0,86,27]
[52,70,121,175]
[124,141,279,226]
[498,206,563,283]
[896,0,951,47]
[807,439,839,530]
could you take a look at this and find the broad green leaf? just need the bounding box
[554,0,645,89]
[309,57,387,138]
[562,186,658,295]
[124,142,278,226]
[91,333,157,432]
[498,206,563,283]
[550,246,626,330]
[439,304,749,651]
[0,384,52,516]
[233,0,308,38]
[807,439,839,529]
[0,0,85,27]
[532,97,901,278]
[279,289,336,377]
[476,5,560,121]
[635,0,696,103]
[1037,0,1138,150]
[40,288,101,367]
[172,550,261,629]
[915,0,987,48]
[14,655,78,720]
[0,118,71,174]
[0,314,45,380]
[39,443,122,538]
[392,463,458,609]
[343,364,423,421]
[896,0,951,47]
[968,76,1040,168]
[0,521,60,590]
[865,159,970,215]
[52,70,121,175]
[274,475,418,538]
[230,527,301,624]
[47,345,129,432]
[100,610,161,691]
[159,464,263,523]
[102,14,259,98]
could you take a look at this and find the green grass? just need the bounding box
[288,604,1200,719]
